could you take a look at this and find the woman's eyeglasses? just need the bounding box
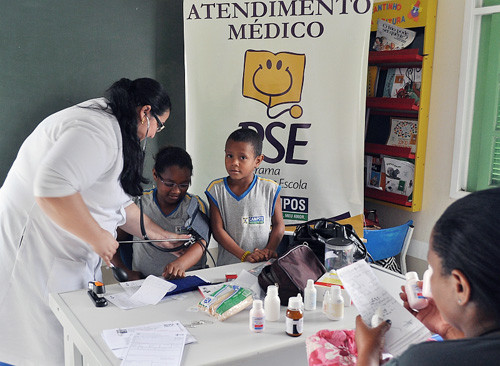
[153,114,165,133]
[157,173,190,190]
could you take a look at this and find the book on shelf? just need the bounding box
[386,117,418,153]
[382,67,422,106]
[383,157,414,197]
[365,155,384,190]
[366,66,379,97]
[372,19,416,51]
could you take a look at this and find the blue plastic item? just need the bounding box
[363,220,413,261]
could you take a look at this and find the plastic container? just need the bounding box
[324,285,344,320]
[324,237,355,271]
[249,299,265,333]
[422,265,433,298]
[296,293,304,310]
[286,297,303,337]
[264,285,280,322]
[405,271,428,310]
[322,289,332,315]
[304,279,317,311]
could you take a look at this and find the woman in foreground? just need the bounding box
[356,187,500,365]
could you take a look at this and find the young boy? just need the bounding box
[206,128,285,266]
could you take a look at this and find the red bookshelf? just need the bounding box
[364,187,412,207]
[365,143,415,159]
[368,49,423,65]
[366,97,419,111]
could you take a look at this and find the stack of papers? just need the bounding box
[105,275,212,310]
[105,275,177,310]
[102,320,196,365]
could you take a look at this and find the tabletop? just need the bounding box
[49,262,405,366]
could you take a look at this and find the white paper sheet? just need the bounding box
[105,275,176,310]
[102,320,196,360]
[337,261,431,356]
[120,332,186,366]
[230,269,262,298]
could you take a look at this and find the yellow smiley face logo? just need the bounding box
[243,50,305,119]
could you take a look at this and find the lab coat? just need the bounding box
[0,98,131,365]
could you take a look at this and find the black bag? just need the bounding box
[258,244,326,305]
[292,218,369,263]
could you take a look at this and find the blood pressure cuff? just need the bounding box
[184,198,211,244]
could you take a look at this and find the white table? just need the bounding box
[49,263,405,366]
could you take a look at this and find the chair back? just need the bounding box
[363,220,413,261]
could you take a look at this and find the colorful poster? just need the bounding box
[371,0,428,31]
[184,1,373,223]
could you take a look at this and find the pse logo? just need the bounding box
[281,196,308,221]
[242,50,306,119]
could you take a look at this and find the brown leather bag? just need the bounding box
[258,244,326,305]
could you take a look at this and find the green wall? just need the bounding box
[0,0,185,184]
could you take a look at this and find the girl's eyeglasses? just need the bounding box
[157,173,190,190]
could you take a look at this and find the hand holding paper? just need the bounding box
[337,261,430,356]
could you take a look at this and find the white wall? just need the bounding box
[367,0,466,270]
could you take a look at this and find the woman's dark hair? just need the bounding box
[226,128,263,157]
[154,146,193,175]
[432,187,500,321]
[105,78,171,196]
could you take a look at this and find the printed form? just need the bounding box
[102,320,195,360]
[120,332,186,366]
[337,261,431,356]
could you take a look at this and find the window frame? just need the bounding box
[450,0,500,199]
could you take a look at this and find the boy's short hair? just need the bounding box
[154,146,193,174]
[226,128,263,157]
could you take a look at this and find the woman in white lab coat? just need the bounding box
[0,78,188,365]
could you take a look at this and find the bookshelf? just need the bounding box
[364,0,437,212]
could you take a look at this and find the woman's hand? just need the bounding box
[154,232,192,258]
[355,315,391,366]
[89,229,119,266]
[400,284,464,339]
[121,203,191,256]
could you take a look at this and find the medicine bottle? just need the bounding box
[286,297,303,337]
[326,285,344,320]
[249,299,265,333]
[304,279,317,311]
[264,285,280,322]
[296,293,304,311]
[422,265,433,298]
[322,289,332,315]
[405,271,428,310]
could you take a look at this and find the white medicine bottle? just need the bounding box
[405,271,428,310]
[249,299,265,333]
[304,279,317,311]
[327,285,344,320]
[264,285,281,322]
[422,265,433,298]
[322,289,332,315]
[296,293,304,311]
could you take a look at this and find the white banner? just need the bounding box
[184,1,372,223]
